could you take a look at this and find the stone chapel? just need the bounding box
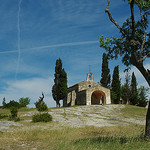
[63,72,111,107]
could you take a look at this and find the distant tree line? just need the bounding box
[99,0,150,138]
[100,52,149,107]
[121,72,149,107]
[1,97,30,121]
[2,97,30,109]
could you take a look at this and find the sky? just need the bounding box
[0,0,149,108]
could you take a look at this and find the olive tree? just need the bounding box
[100,0,150,137]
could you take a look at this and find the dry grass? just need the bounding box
[0,105,149,149]
[0,125,148,150]
[120,105,147,118]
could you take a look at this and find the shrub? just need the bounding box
[10,107,18,120]
[8,116,20,122]
[0,114,8,119]
[19,97,30,107]
[32,113,52,122]
[14,117,20,122]
[6,100,20,108]
[37,103,48,112]
[35,95,44,108]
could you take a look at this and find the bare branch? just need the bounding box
[130,0,135,39]
[105,0,126,36]
[138,55,148,62]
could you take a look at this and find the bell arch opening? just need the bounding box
[91,90,106,105]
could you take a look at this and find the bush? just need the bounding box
[19,97,30,107]
[0,114,8,119]
[8,116,20,122]
[10,107,18,120]
[34,94,44,109]
[37,103,48,111]
[6,100,20,108]
[32,113,52,122]
[14,117,20,122]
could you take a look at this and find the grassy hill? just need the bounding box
[0,105,149,150]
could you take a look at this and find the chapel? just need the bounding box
[63,72,111,107]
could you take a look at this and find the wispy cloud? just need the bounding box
[0,77,55,107]
[0,0,149,107]
[119,63,150,99]
[0,40,98,54]
[15,0,22,80]
[120,63,150,88]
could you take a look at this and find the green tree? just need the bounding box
[121,72,131,104]
[2,97,6,109]
[10,107,18,120]
[34,92,48,111]
[19,97,30,107]
[99,0,150,137]
[111,66,121,104]
[137,86,149,107]
[100,53,111,88]
[52,58,67,107]
[6,100,20,108]
[130,72,138,105]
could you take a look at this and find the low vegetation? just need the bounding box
[9,106,19,121]
[2,97,30,109]
[0,105,149,149]
[37,103,48,112]
[32,113,52,122]
[120,105,147,119]
[0,114,8,119]
[0,124,149,149]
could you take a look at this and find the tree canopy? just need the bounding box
[99,0,150,137]
[100,0,150,86]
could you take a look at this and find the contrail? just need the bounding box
[29,40,99,50]
[15,0,22,80]
[0,40,99,54]
[0,50,18,54]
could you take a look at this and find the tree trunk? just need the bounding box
[135,63,150,87]
[145,102,150,138]
[134,64,150,138]
[56,100,60,107]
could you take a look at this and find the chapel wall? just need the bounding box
[76,90,86,105]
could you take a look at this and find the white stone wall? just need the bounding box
[63,80,111,107]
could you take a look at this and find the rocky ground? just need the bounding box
[49,105,145,128]
[0,105,145,131]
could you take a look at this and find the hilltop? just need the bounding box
[0,105,148,149]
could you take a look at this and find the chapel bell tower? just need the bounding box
[86,72,94,81]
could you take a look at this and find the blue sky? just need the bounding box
[0,0,149,107]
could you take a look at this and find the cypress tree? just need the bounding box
[111,65,121,104]
[100,53,110,88]
[52,58,67,107]
[2,97,6,109]
[130,72,138,105]
[121,72,131,104]
[137,86,149,107]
